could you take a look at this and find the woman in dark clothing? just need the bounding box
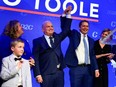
[94,28,115,87]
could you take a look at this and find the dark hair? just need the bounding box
[79,20,89,28]
[101,28,112,40]
[101,28,111,34]
[11,39,24,47]
[2,20,20,39]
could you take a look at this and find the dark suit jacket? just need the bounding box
[32,16,72,77]
[65,29,98,72]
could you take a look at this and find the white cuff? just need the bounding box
[62,14,66,17]
[36,75,41,78]
[67,14,71,18]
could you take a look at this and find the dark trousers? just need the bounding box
[40,70,64,87]
[69,66,93,87]
[94,68,108,87]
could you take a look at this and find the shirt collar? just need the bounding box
[44,34,53,39]
[44,35,50,39]
[80,32,87,38]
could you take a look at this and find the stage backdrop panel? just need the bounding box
[0,0,116,87]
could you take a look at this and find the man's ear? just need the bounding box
[42,29,46,35]
[42,28,44,32]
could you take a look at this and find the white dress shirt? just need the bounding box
[44,35,54,48]
[75,33,90,64]
[13,55,22,86]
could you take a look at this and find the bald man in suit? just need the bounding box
[33,6,72,87]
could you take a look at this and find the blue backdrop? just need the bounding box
[0,0,116,87]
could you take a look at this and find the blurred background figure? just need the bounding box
[94,28,115,87]
[100,28,116,45]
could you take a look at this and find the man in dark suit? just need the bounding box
[64,20,100,87]
[32,6,72,87]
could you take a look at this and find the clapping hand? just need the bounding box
[29,57,35,66]
[107,53,115,59]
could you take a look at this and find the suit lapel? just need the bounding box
[41,36,50,49]
[9,54,17,66]
[88,36,92,53]
[40,33,58,49]
[74,31,81,49]
[52,33,58,48]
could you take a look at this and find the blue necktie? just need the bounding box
[49,36,54,48]
[83,36,89,64]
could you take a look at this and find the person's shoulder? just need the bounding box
[33,36,43,44]
[2,55,11,62]
[88,36,95,41]
[95,39,99,43]
[53,32,58,36]
[70,29,80,36]
[33,36,43,41]
[0,35,11,41]
[72,29,79,34]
